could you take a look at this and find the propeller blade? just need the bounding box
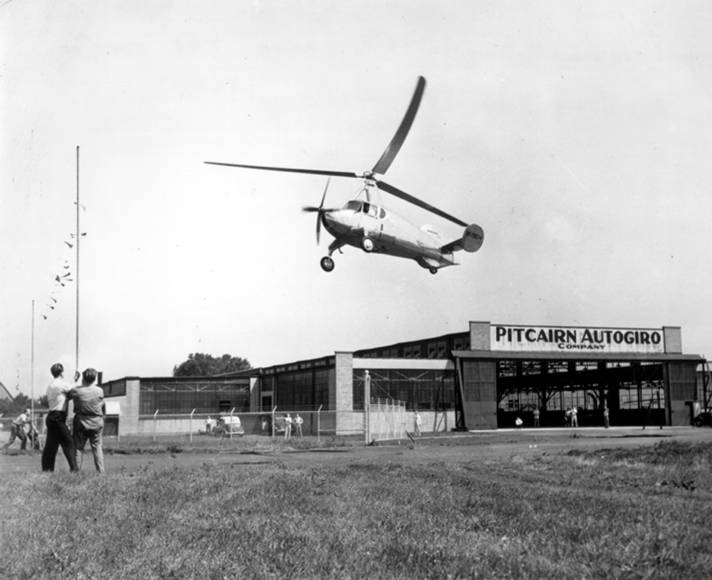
[371,76,426,176]
[316,178,330,245]
[205,161,359,179]
[319,177,330,208]
[302,206,339,213]
[376,180,468,227]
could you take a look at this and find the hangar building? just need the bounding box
[102,321,706,436]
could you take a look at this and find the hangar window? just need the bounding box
[498,361,517,377]
[453,336,469,351]
[102,380,126,397]
[272,368,330,411]
[426,341,446,358]
[522,361,542,375]
[353,369,456,410]
[547,361,568,374]
[139,381,250,414]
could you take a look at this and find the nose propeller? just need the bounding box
[301,178,337,244]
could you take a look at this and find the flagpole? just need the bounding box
[31,299,35,426]
[75,145,80,374]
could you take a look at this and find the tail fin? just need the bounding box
[440,224,484,254]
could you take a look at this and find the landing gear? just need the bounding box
[320,256,335,272]
[362,237,374,252]
[429,267,438,274]
[321,240,345,272]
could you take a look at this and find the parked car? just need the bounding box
[694,410,712,427]
[214,415,245,436]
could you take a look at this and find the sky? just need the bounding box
[2,1,712,397]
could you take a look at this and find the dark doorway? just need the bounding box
[497,359,666,428]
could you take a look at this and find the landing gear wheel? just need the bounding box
[320,256,335,272]
[429,267,438,274]
[362,237,374,252]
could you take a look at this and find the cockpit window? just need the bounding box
[363,203,378,217]
[344,200,381,217]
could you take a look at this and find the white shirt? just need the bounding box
[12,412,28,426]
[46,377,74,412]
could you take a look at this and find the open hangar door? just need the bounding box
[496,359,667,428]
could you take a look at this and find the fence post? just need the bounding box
[271,406,277,442]
[153,409,159,441]
[189,409,196,443]
[317,405,322,444]
[229,408,235,440]
[364,370,371,445]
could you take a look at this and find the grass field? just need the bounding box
[1,431,712,579]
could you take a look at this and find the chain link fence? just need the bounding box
[132,403,448,443]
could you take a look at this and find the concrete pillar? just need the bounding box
[333,352,353,436]
[663,326,682,354]
[334,352,354,412]
[249,377,259,412]
[120,378,140,436]
[469,321,491,350]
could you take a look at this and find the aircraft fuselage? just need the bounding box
[322,200,455,270]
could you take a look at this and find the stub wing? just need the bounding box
[440,224,484,254]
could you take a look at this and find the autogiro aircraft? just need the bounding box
[205,76,484,274]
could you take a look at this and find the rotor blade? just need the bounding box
[371,76,426,176]
[376,180,468,227]
[205,161,359,179]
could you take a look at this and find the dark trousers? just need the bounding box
[41,411,78,472]
[3,424,27,450]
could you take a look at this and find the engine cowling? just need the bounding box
[462,224,484,253]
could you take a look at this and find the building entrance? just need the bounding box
[496,360,666,428]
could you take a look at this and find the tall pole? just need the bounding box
[75,145,80,373]
[364,370,371,445]
[31,299,35,424]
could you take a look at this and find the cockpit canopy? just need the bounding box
[344,200,386,219]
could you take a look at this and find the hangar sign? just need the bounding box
[491,325,665,354]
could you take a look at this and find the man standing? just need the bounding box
[2,408,30,453]
[414,411,423,436]
[72,368,105,473]
[533,407,540,428]
[41,363,79,472]
[294,413,304,438]
[571,407,579,428]
[284,413,293,441]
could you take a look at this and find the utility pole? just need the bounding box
[75,145,80,373]
[31,299,35,425]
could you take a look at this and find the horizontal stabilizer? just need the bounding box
[440,224,484,254]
